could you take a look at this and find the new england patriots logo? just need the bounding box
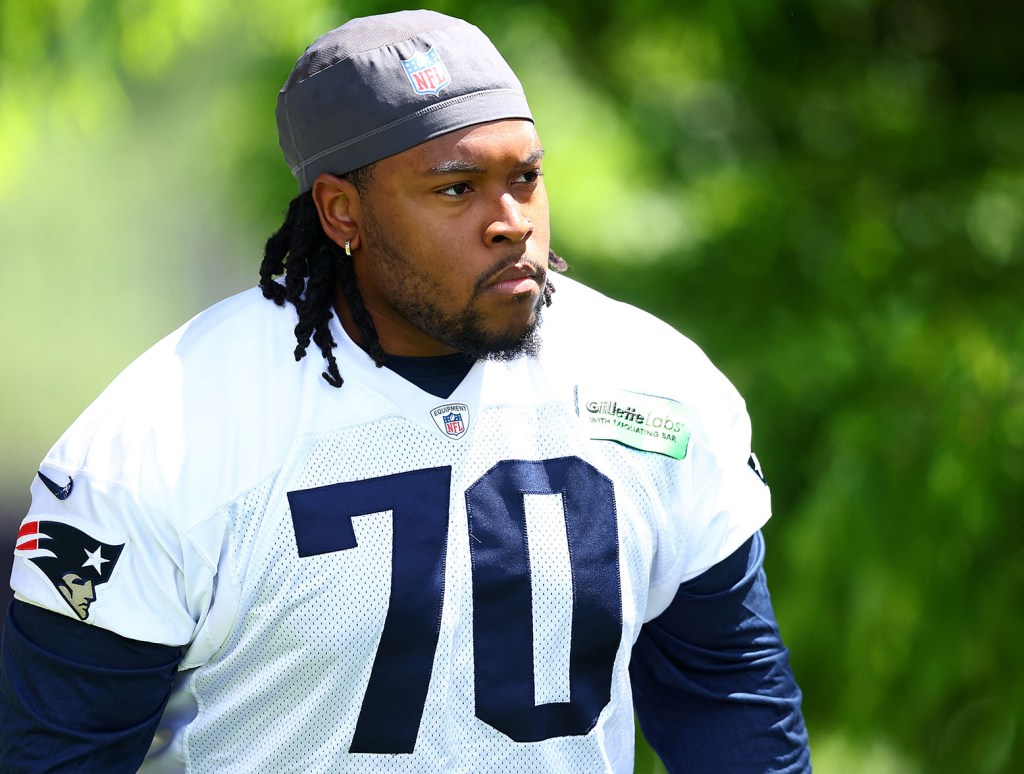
[15,520,124,620]
[430,402,470,440]
[401,47,451,96]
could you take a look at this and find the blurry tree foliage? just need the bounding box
[1,0,1022,771]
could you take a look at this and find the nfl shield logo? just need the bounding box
[430,402,470,440]
[401,47,451,96]
[444,412,464,436]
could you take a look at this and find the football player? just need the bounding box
[1,10,810,772]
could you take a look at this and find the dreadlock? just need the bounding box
[258,170,568,389]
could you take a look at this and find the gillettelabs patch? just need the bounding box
[576,385,690,460]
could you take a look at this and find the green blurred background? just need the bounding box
[2,0,1021,770]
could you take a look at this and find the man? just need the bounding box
[1,10,810,772]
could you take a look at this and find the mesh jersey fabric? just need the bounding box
[11,276,771,773]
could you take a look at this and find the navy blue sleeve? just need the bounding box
[630,531,811,773]
[0,599,182,772]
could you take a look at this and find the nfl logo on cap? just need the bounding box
[430,402,470,440]
[401,47,451,95]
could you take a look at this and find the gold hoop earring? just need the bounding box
[345,241,352,257]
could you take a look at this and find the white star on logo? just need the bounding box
[82,546,109,573]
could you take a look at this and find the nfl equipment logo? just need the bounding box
[444,412,464,436]
[430,402,470,440]
[401,47,451,96]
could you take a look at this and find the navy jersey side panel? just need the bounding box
[0,600,181,772]
[630,532,811,773]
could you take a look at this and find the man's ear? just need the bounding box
[311,173,363,252]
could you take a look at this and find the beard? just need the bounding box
[391,287,545,362]
[361,213,546,362]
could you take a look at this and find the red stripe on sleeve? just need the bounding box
[17,521,38,541]
[15,521,40,551]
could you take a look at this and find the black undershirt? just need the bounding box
[383,352,475,398]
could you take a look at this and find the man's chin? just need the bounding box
[448,305,543,362]
[478,333,541,362]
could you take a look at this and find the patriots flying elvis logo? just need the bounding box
[430,402,470,440]
[401,47,451,96]
[15,520,124,620]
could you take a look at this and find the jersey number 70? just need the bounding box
[288,456,623,754]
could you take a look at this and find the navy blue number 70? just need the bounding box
[287,456,622,754]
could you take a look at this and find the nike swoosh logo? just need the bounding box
[38,471,74,501]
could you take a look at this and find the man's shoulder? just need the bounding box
[543,276,715,374]
[105,286,298,392]
[41,288,312,525]
[541,275,747,435]
[61,288,293,427]
[165,285,297,362]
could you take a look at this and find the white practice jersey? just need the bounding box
[12,277,770,773]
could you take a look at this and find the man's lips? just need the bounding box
[483,261,544,296]
[490,275,540,295]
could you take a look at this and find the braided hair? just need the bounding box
[258,169,568,388]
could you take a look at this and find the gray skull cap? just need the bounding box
[276,10,534,192]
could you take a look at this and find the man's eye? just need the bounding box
[438,182,471,196]
[514,169,543,185]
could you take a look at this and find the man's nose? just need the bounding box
[485,193,533,245]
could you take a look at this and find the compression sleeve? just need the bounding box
[0,600,182,772]
[630,531,811,773]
